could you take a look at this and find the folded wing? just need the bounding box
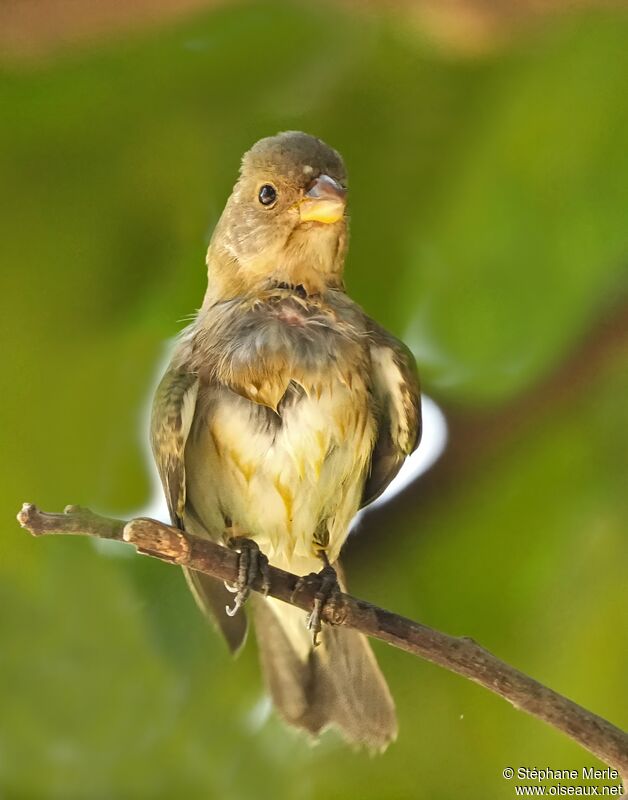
[362,321,422,508]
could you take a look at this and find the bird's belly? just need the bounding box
[185,382,376,574]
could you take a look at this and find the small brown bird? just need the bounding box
[151,131,421,750]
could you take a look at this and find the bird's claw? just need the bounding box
[224,537,270,616]
[293,563,340,647]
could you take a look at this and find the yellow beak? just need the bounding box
[299,174,347,224]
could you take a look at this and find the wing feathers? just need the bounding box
[361,323,421,507]
[151,360,248,651]
[151,367,198,526]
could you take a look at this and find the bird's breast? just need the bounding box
[184,294,378,571]
[198,294,370,411]
[186,371,376,573]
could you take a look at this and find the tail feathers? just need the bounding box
[183,567,248,654]
[252,596,397,751]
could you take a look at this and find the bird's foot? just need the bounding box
[293,562,341,647]
[224,537,270,617]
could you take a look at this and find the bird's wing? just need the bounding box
[151,357,248,652]
[150,362,199,529]
[361,321,421,508]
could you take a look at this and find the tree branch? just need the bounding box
[17,502,628,778]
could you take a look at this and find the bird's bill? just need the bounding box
[298,174,346,224]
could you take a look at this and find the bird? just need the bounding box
[151,131,421,750]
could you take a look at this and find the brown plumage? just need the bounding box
[151,131,421,750]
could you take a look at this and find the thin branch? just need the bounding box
[17,502,628,778]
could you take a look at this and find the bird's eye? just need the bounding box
[258,184,277,206]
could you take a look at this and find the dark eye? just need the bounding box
[258,184,277,206]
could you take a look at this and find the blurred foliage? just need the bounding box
[1,2,627,798]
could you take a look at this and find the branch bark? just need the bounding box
[17,502,628,779]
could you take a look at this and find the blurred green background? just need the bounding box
[1,1,627,798]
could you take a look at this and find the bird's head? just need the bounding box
[206,131,348,301]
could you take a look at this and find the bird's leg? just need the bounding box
[224,535,271,617]
[294,551,341,647]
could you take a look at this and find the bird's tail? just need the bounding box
[252,593,397,751]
